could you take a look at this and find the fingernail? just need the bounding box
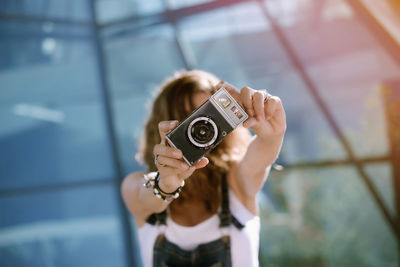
[173,151,182,157]
[248,109,254,116]
[170,121,177,126]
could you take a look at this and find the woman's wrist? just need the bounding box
[257,132,284,146]
[252,134,284,166]
[158,175,181,193]
[143,172,184,202]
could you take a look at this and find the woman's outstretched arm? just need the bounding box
[218,82,286,213]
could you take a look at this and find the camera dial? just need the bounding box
[187,116,218,148]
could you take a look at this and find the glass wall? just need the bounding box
[1,0,398,266]
[0,1,135,266]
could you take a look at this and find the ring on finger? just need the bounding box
[154,154,165,167]
[260,89,272,103]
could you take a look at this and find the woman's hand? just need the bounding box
[216,82,286,141]
[154,120,209,193]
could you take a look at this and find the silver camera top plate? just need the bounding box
[210,87,248,128]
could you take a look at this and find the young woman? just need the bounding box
[121,70,286,267]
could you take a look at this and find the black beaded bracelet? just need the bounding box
[143,172,184,202]
[154,172,184,202]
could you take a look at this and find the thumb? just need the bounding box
[194,157,209,169]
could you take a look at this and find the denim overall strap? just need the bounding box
[219,174,244,230]
[146,210,167,225]
[219,173,231,228]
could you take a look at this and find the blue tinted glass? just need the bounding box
[104,24,186,174]
[0,21,115,190]
[0,185,126,267]
[0,0,91,21]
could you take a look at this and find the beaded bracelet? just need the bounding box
[143,172,184,202]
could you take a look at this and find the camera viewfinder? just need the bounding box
[217,94,231,108]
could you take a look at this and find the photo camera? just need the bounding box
[166,87,248,166]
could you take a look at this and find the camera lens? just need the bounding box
[187,117,218,148]
[192,121,214,144]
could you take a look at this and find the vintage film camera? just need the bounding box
[165,87,248,166]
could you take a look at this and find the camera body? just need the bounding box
[165,87,248,166]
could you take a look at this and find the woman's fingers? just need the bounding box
[264,96,279,121]
[158,120,178,144]
[158,164,188,177]
[157,155,189,170]
[243,117,257,128]
[217,83,281,123]
[241,86,255,117]
[153,144,182,159]
[253,91,265,121]
[157,156,208,181]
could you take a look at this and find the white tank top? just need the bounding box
[137,190,260,267]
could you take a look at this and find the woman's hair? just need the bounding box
[137,70,251,212]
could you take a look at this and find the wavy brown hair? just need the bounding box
[137,70,251,213]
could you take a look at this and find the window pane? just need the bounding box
[104,24,186,174]
[366,162,395,217]
[260,164,397,266]
[0,21,115,190]
[0,0,91,21]
[0,185,126,267]
[264,0,400,158]
[177,2,347,164]
[95,0,164,24]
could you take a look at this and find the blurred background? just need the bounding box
[1,0,400,266]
